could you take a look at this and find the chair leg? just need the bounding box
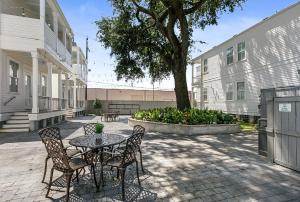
[42,156,50,183]
[138,148,145,173]
[121,168,126,201]
[46,168,54,198]
[76,170,79,183]
[117,169,120,179]
[135,161,141,186]
[91,165,98,190]
[65,172,73,202]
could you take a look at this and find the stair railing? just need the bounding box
[3,96,16,106]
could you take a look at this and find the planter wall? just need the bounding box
[128,118,241,135]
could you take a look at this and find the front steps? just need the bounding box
[66,109,74,119]
[0,112,30,133]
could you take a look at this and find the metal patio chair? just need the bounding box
[43,137,97,202]
[39,127,81,183]
[103,132,143,201]
[83,123,97,136]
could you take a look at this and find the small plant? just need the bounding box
[95,123,104,134]
[93,99,102,115]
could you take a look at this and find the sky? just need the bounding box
[58,0,299,90]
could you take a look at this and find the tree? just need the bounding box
[96,0,245,110]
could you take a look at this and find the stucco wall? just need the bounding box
[88,88,180,102]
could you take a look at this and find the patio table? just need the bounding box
[102,112,119,122]
[69,134,126,190]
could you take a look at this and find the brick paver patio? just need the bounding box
[0,116,300,202]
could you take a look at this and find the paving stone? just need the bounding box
[0,116,300,201]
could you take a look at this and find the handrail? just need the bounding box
[3,96,16,106]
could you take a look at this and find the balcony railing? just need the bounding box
[52,98,61,111]
[1,14,41,40]
[61,99,67,110]
[45,23,57,52]
[39,96,51,112]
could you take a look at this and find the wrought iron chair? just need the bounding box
[103,133,143,201]
[116,125,146,172]
[39,127,81,183]
[83,123,97,136]
[43,137,98,202]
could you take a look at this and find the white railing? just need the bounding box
[0,14,40,40]
[66,51,72,66]
[57,40,66,62]
[45,24,57,52]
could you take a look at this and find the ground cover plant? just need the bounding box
[133,107,237,125]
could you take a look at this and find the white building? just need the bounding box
[191,2,300,120]
[0,0,87,132]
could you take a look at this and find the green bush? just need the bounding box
[93,99,102,108]
[132,107,237,125]
[95,123,104,133]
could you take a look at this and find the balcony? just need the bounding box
[1,13,72,66]
[0,14,41,50]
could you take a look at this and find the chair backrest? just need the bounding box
[132,125,145,146]
[43,137,71,172]
[83,123,97,136]
[133,125,145,135]
[121,132,144,166]
[38,127,62,145]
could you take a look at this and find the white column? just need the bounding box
[65,74,69,109]
[31,52,39,113]
[73,76,77,109]
[40,0,45,40]
[191,63,194,108]
[47,63,53,110]
[58,69,62,110]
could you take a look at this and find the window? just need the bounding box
[41,76,47,97]
[226,47,233,65]
[238,41,246,61]
[203,88,208,101]
[203,59,208,73]
[237,82,245,100]
[9,60,19,92]
[226,83,233,100]
[25,75,32,96]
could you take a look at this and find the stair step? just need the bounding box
[0,128,29,133]
[2,124,30,128]
[10,116,29,120]
[7,120,30,124]
[13,112,29,116]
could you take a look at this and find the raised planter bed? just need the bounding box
[128,118,241,135]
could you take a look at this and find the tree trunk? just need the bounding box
[173,58,191,110]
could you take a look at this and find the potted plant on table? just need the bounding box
[95,122,104,134]
[95,123,104,144]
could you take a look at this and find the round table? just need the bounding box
[69,133,126,190]
[69,133,126,149]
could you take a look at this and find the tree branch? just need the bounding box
[132,0,157,19]
[184,0,206,14]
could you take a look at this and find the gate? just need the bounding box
[260,87,300,172]
[274,95,300,171]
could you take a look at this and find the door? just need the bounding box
[273,97,300,171]
[25,74,32,108]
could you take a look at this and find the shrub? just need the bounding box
[93,99,102,109]
[95,123,104,133]
[132,107,237,125]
